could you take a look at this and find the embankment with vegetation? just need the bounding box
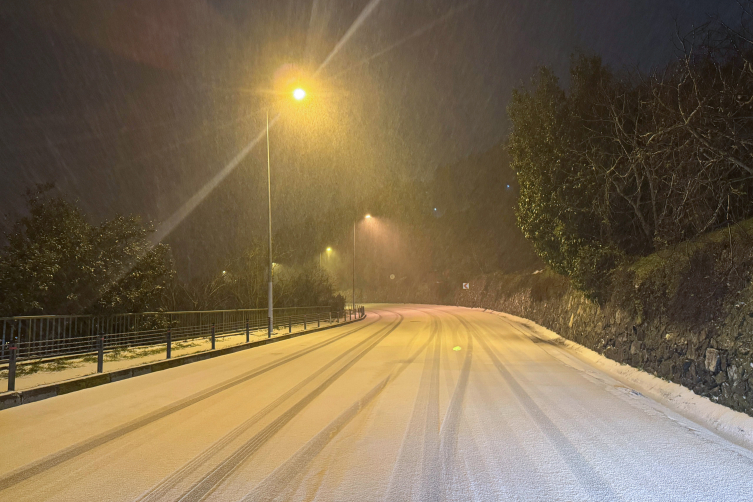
[459,11,753,417]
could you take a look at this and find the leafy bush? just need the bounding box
[0,186,174,316]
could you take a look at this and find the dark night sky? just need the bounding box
[0,0,740,277]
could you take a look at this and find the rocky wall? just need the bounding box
[455,274,753,417]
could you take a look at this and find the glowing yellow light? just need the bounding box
[365,214,371,219]
[326,247,332,252]
[293,88,306,100]
[453,346,462,351]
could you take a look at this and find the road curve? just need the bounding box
[1,305,752,501]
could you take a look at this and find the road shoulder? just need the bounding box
[469,307,753,452]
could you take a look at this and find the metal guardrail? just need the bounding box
[1,305,366,392]
[0,306,340,363]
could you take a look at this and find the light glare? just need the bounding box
[293,88,306,100]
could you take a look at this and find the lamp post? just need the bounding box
[353,220,356,312]
[266,88,307,338]
[266,111,273,338]
[353,215,371,312]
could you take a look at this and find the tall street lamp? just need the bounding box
[266,88,307,338]
[353,214,371,312]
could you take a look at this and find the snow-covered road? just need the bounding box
[1,305,752,501]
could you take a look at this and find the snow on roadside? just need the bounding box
[472,307,753,452]
[0,323,324,392]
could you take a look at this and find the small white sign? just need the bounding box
[462,283,469,290]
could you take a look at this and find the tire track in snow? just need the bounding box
[473,325,618,501]
[494,314,699,499]
[238,309,439,502]
[0,313,381,493]
[241,376,392,502]
[136,311,399,502]
[174,312,405,502]
[439,310,475,501]
[419,313,443,502]
[383,311,443,502]
[456,318,558,499]
[464,337,547,500]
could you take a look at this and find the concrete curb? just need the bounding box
[0,315,365,411]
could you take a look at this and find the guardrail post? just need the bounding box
[304,315,307,330]
[329,312,332,324]
[317,314,320,328]
[211,323,216,350]
[336,311,340,323]
[7,337,17,392]
[246,319,250,343]
[97,333,104,373]
[166,328,172,360]
[288,317,292,333]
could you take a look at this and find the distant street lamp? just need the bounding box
[353,215,371,311]
[266,88,306,337]
[320,247,332,268]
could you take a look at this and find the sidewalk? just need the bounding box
[0,322,332,392]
